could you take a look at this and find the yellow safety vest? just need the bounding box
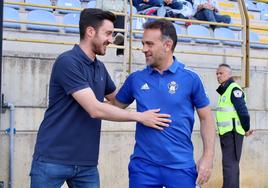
[216,82,245,136]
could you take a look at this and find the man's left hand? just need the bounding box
[203,3,214,10]
[196,155,213,186]
[245,129,254,137]
[164,0,173,5]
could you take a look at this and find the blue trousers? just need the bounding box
[152,0,183,10]
[195,9,231,29]
[129,158,198,188]
[135,0,183,11]
[30,160,99,188]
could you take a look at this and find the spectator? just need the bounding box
[193,0,231,29]
[113,15,125,56]
[165,0,194,19]
[133,0,183,16]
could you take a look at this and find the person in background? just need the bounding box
[113,15,125,56]
[216,63,253,188]
[193,0,231,29]
[133,0,183,16]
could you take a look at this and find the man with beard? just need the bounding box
[113,19,215,188]
[30,8,171,188]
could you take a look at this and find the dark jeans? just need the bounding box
[136,0,183,11]
[220,132,244,188]
[195,9,231,29]
[114,15,125,56]
[30,160,100,188]
[151,0,183,9]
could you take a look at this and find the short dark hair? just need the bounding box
[218,63,231,69]
[143,19,177,52]
[79,8,116,40]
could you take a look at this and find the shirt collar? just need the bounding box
[73,44,98,66]
[147,56,184,74]
[216,78,234,95]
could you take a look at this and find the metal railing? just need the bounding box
[4,0,130,82]
[3,0,268,87]
[127,0,268,88]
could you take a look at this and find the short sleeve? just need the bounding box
[104,67,116,95]
[191,73,210,108]
[53,56,90,95]
[116,74,135,105]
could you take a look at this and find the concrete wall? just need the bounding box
[1,43,268,188]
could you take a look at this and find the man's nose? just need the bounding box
[108,35,113,43]
[142,45,148,53]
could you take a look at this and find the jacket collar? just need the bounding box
[216,78,234,95]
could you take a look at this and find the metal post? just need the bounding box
[0,1,4,186]
[0,0,4,118]
[122,0,128,82]
[2,101,15,188]
[237,0,250,88]
[128,0,133,74]
[7,103,15,188]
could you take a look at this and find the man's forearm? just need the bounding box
[89,101,141,122]
[196,109,215,185]
[72,88,170,130]
[200,118,215,158]
[239,114,250,132]
[89,100,170,130]
[73,88,140,122]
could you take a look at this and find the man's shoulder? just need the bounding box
[60,47,77,57]
[128,69,147,79]
[55,49,78,65]
[230,82,243,92]
[229,82,245,99]
[51,50,84,79]
[230,82,242,87]
[180,66,202,80]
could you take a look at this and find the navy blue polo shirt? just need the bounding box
[33,44,116,166]
[116,58,209,169]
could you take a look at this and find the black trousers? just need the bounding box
[220,131,244,188]
[114,15,125,56]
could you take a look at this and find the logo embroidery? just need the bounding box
[168,81,178,94]
[233,90,243,98]
[141,83,150,90]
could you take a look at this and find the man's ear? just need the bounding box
[85,26,96,39]
[164,39,173,52]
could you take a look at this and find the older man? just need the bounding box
[216,63,253,188]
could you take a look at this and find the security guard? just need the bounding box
[215,63,253,188]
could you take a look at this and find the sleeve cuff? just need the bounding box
[67,84,90,95]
